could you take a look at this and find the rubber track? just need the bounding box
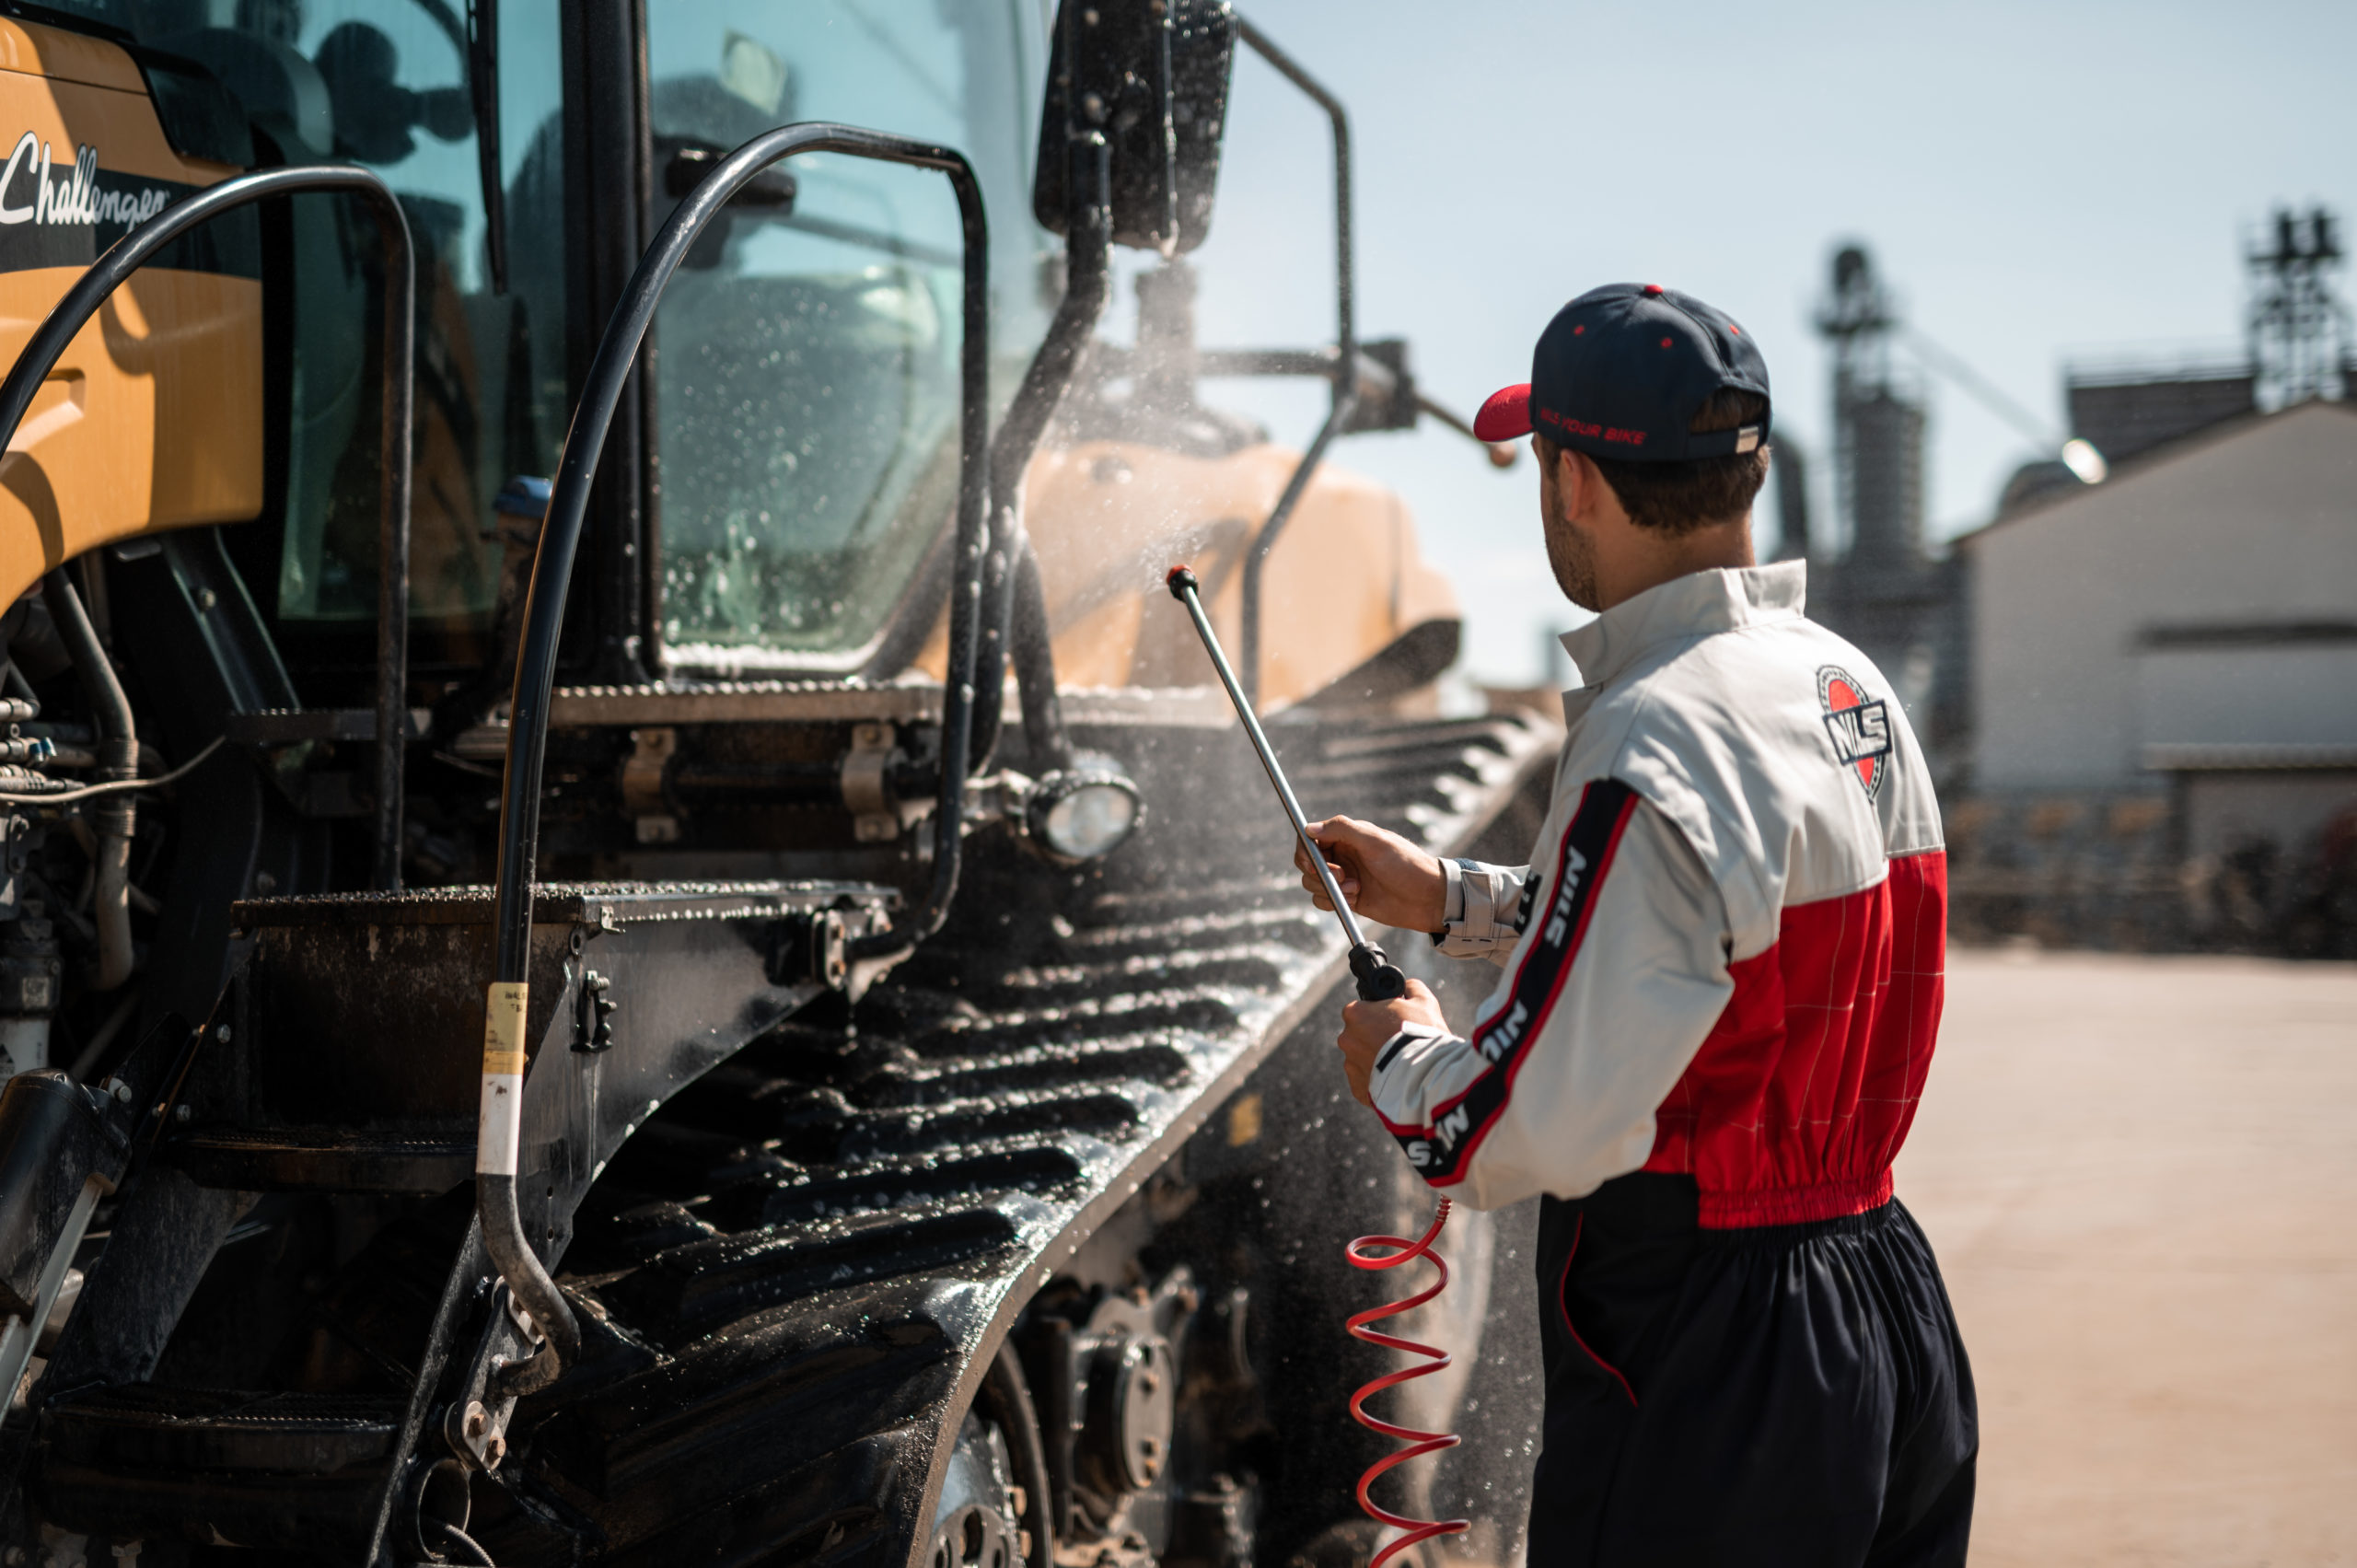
[489,715,1558,1564]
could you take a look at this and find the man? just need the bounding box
[1298,284,1975,1565]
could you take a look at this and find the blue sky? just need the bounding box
[1132,0,2357,684]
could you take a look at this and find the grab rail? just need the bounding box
[476,122,990,1389]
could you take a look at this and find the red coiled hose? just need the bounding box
[1345,1198,1470,1568]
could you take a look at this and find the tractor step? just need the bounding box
[168,1126,475,1192]
[44,1384,401,1472]
[157,879,898,1202]
[38,1385,403,1550]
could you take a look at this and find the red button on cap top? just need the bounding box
[1641,283,1665,296]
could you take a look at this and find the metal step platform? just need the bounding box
[165,880,897,1203]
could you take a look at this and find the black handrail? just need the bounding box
[479,122,988,1388]
[1232,17,1356,710]
[0,164,416,889]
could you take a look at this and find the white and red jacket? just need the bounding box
[1372,562,1946,1226]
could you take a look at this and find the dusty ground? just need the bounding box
[1894,950,2357,1567]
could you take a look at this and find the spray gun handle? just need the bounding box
[1350,943,1409,1002]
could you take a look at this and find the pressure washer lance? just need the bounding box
[1166,564,1468,1565]
[1165,565,1409,1003]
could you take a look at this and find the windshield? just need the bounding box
[646,0,1052,673]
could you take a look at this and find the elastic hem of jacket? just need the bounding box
[1692,1167,1892,1229]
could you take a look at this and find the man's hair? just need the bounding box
[1544,388,1771,535]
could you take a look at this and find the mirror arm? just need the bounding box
[1187,344,1516,468]
[1232,15,1355,710]
[1415,391,1522,469]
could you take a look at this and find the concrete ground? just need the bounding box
[1895,950,2357,1567]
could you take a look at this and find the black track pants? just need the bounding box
[1526,1173,1976,1567]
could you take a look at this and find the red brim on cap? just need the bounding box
[1473,383,1532,442]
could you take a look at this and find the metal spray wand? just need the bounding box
[1165,564,1408,1002]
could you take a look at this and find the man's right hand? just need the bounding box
[1295,816,1447,934]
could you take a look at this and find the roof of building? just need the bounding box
[1956,397,2357,549]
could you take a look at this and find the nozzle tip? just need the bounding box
[1165,563,1199,599]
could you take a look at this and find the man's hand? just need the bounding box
[1295,817,1446,933]
[1335,978,1446,1109]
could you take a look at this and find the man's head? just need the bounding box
[1476,285,1773,610]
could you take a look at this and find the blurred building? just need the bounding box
[1956,400,2357,950]
[1936,207,2357,955]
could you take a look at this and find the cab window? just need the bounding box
[645,2,1051,672]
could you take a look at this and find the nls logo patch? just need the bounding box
[1817,665,1890,798]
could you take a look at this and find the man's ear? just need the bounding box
[1542,441,1579,517]
[1561,447,1599,525]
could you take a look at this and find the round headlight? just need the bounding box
[1025,763,1144,864]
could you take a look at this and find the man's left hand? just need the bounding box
[1337,979,1446,1109]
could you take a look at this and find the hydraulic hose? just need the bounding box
[0,164,414,890]
[966,129,1111,774]
[1006,545,1070,769]
[39,572,134,992]
[478,124,991,1386]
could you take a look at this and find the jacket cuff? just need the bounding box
[1433,860,1525,958]
[1370,1022,1454,1095]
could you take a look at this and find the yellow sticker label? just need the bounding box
[482,981,529,1075]
[1226,1092,1264,1148]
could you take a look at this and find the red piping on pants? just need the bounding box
[1558,1212,1638,1408]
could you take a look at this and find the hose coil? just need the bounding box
[1345,1198,1470,1568]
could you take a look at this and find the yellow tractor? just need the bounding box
[0,5,1549,1564]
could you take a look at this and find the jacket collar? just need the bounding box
[1559,562,1807,697]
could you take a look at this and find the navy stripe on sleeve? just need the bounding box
[1379,779,1641,1184]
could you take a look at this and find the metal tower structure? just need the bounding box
[1815,243,1926,575]
[2247,205,2351,408]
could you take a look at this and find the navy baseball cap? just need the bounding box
[1473,283,1771,461]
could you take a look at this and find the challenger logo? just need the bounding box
[0,133,250,279]
[1817,665,1891,799]
[0,134,171,230]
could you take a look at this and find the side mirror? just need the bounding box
[1033,0,1237,254]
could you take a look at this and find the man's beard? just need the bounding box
[1538,448,1600,610]
[1546,513,1599,611]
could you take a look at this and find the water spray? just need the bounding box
[1164,563,1469,1567]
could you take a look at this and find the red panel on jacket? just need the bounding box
[1642,850,1948,1227]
